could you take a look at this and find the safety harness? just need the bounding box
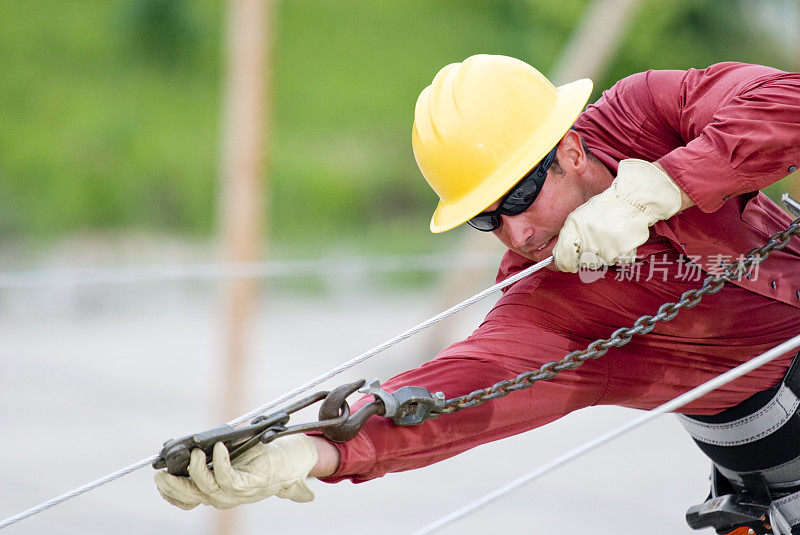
[682,351,800,535]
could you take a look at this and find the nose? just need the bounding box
[500,214,531,249]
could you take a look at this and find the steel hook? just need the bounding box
[319,379,386,443]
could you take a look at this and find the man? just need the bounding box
[155,55,800,533]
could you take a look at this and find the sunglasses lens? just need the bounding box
[466,144,556,232]
[500,178,539,214]
[467,214,500,231]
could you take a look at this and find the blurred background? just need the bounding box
[1,1,799,534]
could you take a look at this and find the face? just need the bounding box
[487,141,600,263]
[487,173,582,262]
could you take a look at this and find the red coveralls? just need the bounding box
[324,62,800,484]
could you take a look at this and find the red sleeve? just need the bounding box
[654,63,800,212]
[321,280,609,483]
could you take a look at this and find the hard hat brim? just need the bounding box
[429,78,593,233]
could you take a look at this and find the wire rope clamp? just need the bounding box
[153,425,235,477]
[153,408,295,477]
[360,378,446,426]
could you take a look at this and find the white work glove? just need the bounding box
[553,159,683,272]
[154,433,318,510]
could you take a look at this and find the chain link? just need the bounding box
[439,217,800,415]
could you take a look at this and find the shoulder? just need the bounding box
[599,68,686,102]
[685,61,789,82]
[593,62,787,104]
[676,62,794,100]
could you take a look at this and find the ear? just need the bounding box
[558,130,587,174]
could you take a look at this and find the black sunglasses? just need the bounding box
[467,145,558,231]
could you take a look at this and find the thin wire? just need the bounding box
[229,256,552,426]
[0,456,158,530]
[411,332,800,535]
[0,256,552,530]
[0,252,498,289]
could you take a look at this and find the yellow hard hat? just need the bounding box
[412,54,593,233]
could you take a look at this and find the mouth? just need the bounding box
[515,237,555,260]
[533,237,552,252]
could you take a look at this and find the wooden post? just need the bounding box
[217,0,272,533]
[548,0,642,86]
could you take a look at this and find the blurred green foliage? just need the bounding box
[0,0,795,253]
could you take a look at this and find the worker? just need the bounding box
[155,55,800,533]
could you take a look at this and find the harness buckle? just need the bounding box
[686,494,771,534]
[686,467,774,535]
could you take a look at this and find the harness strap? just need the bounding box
[679,352,800,479]
[677,384,800,446]
[716,455,800,496]
[773,492,800,534]
[683,352,800,534]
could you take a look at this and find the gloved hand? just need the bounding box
[553,159,683,272]
[154,433,318,510]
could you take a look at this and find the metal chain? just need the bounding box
[439,216,800,415]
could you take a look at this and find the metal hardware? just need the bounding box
[359,378,400,418]
[320,392,383,443]
[153,377,449,472]
[320,379,445,442]
[154,208,800,474]
[153,381,362,476]
[686,495,771,534]
[391,386,446,426]
[686,467,773,535]
[782,193,800,218]
[356,378,446,425]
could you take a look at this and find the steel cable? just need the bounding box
[0,457,158,530]
[411,332,800,535]
[0,257,553,530]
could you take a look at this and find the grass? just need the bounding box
[0,0,794,257]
